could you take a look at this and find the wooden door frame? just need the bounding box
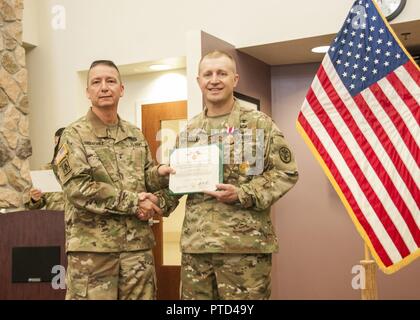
[141,100,187,300]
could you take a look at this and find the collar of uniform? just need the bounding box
[202,98,241,130]
[86,108,132,142]
[115,122,134,143]
[86,109,136,143]
[226,99,241,130]
[86,108,110,138]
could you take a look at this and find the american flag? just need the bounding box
[297,0,419,274]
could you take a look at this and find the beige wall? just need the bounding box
[120,69,187,128]
[270,63,420,299]
[22,0,38,46]
[24,0,420,171]
[24,0,420,65]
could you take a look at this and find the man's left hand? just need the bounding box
[204,184,239,204]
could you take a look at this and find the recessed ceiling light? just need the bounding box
[311,46,330,53]
[149,64,171,71]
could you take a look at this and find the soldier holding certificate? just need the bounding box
[163,51,299,300]
[27,128,65,211]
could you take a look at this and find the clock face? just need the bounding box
[376,0,407,21]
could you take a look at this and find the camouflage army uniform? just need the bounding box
[163,100,299,300]
[55,109,168,300]
[26,163,64,211]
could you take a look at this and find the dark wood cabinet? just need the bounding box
[0,211,66,300]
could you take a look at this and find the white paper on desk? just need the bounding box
[30,170,62,193]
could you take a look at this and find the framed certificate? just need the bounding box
[169,144,223,195]
[234,91,260,111]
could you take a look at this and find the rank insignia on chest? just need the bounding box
[187,134,199,142]
[187,129,206,142]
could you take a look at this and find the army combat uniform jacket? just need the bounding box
[55,109,168,253]
[164,100,299,254]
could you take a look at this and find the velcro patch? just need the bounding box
[55,143,69,165]
[279,147,292,164]
[60,159,72,176]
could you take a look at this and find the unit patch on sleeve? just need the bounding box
[60,159,72,176]
[279,147,292,164]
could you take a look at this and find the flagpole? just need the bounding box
[364,243,371,260]
[360,243,378,300]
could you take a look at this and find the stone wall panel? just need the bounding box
[0,1,31,211]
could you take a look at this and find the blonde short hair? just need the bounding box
[199,50,237,74]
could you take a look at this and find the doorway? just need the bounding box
[141,101,187,300]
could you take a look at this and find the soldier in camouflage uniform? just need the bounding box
[27,128,65,211]
[54,60,173,300]
[162,51,299,300]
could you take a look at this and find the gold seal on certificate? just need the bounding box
[169,144,223,194]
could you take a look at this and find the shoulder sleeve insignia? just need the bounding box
[55,143,69,165]
[60,159,72,176]
[279,147,292,164]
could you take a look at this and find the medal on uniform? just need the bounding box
[226,125,235,135]
[225,124,235,144]
[239,161,250,175]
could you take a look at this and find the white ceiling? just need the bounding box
[118,56,186,76]
[108,20,420,76]
[238,20,420,66]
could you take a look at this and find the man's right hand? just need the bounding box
[137,192,162,221]
[30,189,43,202]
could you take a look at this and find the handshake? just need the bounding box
[136,192,162,221]
[136,164,175,221]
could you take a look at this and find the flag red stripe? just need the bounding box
[386,71,420,126]
[307,86,411,257]
[352,93,419,206]
[317,66,420,246]
[403,60,420,85]
[369,83,419,164]
[298,112,393,266]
